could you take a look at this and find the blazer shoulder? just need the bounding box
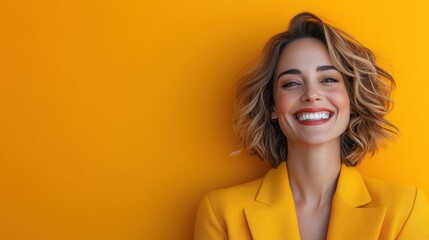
[363,177,418,211]
[195,178,267,240]
[363,177,417,202]
[362,177,429,236]
[205,178,264,207]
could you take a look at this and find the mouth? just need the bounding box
[294,108,334,124]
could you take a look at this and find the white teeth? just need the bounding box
[297,112,330,121]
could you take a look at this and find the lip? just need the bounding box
[294,108,334,114]
[293,108,334,126]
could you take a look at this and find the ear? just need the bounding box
[271,107,278,120]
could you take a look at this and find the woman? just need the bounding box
[194,12,429,240]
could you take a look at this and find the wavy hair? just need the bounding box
[233,12,398,167]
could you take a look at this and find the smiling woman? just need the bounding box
[194,12,429,240]
[272,38,351,148]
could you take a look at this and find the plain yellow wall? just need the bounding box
[0,0,428,239]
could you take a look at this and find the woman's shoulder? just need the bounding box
[204,178,264,207]
[364,177,418,197]
[195,177,269,240]
[362,176,425,204]
[202,163,287,208]
[362,177,429,237]
[363,177,429,220]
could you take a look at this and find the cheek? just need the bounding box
[274,93,296,113]
[330,89,351,113]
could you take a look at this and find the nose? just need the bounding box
[301,83,322,102]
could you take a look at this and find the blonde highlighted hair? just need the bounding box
[233,12,398,167]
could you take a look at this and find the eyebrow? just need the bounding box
[276,65,338,81]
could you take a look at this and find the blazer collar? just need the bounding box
[244,161,300,239]
[244,161,386,240]
[327,163,386,239]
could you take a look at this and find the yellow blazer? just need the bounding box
[194,162,429,240]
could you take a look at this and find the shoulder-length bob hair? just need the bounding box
[233,12,398,168]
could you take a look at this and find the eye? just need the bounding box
[321,78,339,84]
[281,82,301,89]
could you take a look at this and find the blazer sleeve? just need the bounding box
[397,188,429,239]
[194,195,227,240]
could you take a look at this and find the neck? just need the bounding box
[286,140,341,209]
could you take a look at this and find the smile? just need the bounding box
[296,111,331,121]
[294,108,334,125]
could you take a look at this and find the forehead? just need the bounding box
[276,38,332,73]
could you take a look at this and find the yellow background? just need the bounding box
[0,0,428,239]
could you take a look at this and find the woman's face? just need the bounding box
[272,38,350,146]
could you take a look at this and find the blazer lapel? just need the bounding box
[244,162,386,240]
[244,162,300,240]
[327,164,386,240]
